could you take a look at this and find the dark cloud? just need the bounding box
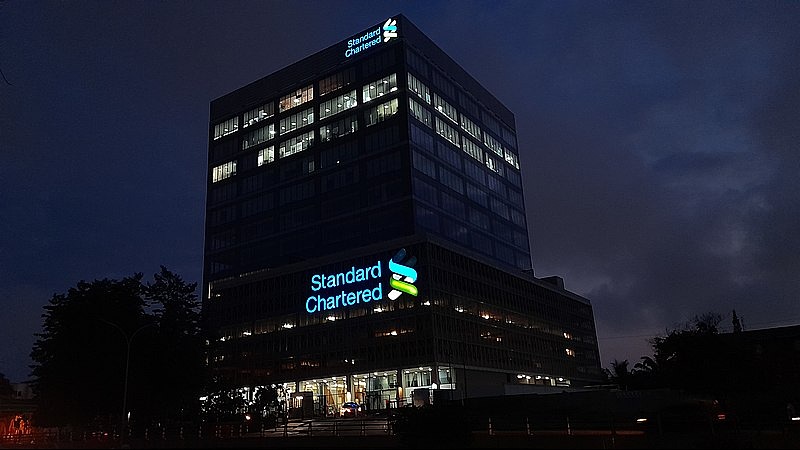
[1,1,798,380]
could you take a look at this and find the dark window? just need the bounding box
[405,48,429,77]
[320,140,359,169]
[319,67,356,96]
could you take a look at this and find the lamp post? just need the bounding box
[100,319,155,445]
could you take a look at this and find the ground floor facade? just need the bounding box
[203,236,603,416]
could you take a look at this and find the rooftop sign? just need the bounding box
[345,17,399,59]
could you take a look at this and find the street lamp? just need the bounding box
[99,319,155,444]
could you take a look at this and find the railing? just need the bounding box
[291,419,390,436]
[0,418,391,447]
[1,430,114,446]
[4,413,794,448]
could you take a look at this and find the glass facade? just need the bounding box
[205,242,602,411]
[203,15,602,416]
[243,102,275,128]
[279,85,314,112]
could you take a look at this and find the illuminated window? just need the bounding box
[504,149,520,170]
[483,133,504,157]
[402,367,432,388]
[435,117,460,148]
[438,367,454,385]
[279,107,314,134]
[408,98,432,127]
[362,73,398,103]
[257,146,275,166]
[407,72,431,104]
[279,130,314,158]
[243,102,274,128]
[365,98,399,126]
[319,68,355,97]
[213,117,238,140]
[484,154,502,175]
[433,93,458,123]
[566,348,576,357]
[212,160,236,182]
[461,137,483,162]
[319,89,357,120]
[242,123,275,150]
[319,114,358,142]
[279,84,313,112]
[460,115,482,140]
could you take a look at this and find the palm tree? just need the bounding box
[606,359,631,390]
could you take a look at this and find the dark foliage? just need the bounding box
[610,311,799,403]
[29,268,204,428]
[0,372,13,398]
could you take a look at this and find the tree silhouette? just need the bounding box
[0,372,13,399]
[30,269,204,428]
[140,267,205,423]
[605,359,632,390]
[30,275,146,427]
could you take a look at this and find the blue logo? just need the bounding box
[345,17,399,58]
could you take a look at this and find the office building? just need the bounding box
[203,15,603,414]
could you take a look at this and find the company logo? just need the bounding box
[382,18,398,42]
[305,249,419,314]
[345,17,399,58]
[388,248,417,300]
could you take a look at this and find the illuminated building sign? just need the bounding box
[345,17,399,58]
[388,248,417,299]
[305,248,417,314]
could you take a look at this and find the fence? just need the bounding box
[0,417,392,447]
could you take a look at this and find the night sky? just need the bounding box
[2,1,799,382]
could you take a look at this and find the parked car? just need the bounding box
[340,402,361,417]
